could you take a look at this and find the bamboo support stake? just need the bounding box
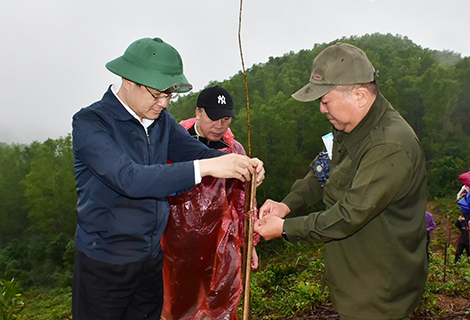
[443,215,450,282]
[242,172,257,320]
[238,0,256,318]
[238,0,251,158]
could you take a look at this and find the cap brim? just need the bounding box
[292,83,337,102]
[205,108,236,121]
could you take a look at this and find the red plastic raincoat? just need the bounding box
[161,118,259,320]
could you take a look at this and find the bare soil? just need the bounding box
[275,296,470,319]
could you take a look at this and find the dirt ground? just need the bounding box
[276,297,470,319]
[273,204,470,320]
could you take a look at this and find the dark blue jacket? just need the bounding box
[72,86,223,264]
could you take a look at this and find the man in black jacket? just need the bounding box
[72,37,265,320]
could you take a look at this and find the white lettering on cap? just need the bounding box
[217,95,226,105]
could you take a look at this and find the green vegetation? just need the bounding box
[17,215,470,320]
[1,33,470,318]
[20,288,71,320]
[246,225,470,319]
[0,278,24,320]
[248,240,328,318]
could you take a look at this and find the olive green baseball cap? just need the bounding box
[292,43,376,102]
[106,37,193,93]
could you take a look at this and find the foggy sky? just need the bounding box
[1,0,468,144]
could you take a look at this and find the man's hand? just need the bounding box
[251,247,259,270]
[254,216,284,241]
[259,199,291,219]
[250,157,265,187]
[199,154,265,186]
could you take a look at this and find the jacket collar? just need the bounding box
[187,125,229,149]
[100,85,163,128]
[179,117,235,149]
[334,92,391,160]
[101,85,135,121]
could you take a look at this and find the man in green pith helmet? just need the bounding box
[254,43,427,320]
[71,37,265,320]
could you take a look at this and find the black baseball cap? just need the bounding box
[197,86,236,120]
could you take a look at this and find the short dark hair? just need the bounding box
[337,80,377,96]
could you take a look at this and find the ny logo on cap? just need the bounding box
[217,95,226,105]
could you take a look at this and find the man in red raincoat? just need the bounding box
[161,86,260,320]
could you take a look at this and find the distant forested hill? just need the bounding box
[168,32,470,201]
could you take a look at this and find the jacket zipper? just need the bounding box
[146,132,151,162]
[146,128,158,257]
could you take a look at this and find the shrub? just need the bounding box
[0,278,24,320]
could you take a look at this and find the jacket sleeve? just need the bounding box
[427,217,436,232]
[282,158,325,216]
[73,108,222,199]
[284,144,414,243]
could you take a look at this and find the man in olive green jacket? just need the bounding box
[254,43,427,320]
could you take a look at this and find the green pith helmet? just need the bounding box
[106,37,193,93]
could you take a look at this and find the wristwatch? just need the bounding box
[282,222,289,241]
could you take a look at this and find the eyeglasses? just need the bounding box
[145,86,179,101]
